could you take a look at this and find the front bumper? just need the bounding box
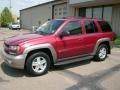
[1,49,27,69]
[12,27,20,29]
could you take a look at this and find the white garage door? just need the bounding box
[54,3,67,19]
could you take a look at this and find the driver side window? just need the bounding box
[62,21,82,36]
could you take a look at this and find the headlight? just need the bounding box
[9,46,18,50]
[9,46,20,55]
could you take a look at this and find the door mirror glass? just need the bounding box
[60,30,70,38]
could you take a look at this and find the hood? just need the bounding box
[5,33,44,45]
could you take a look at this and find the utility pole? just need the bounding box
[9,0,12,10]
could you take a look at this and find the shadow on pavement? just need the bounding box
[1,62,30,77]
[0,77,9,83]
[51,59,92,71]
[1,59,92,77]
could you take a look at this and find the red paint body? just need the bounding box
[5,18,115,60]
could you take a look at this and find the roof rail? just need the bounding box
[58,17,104,20]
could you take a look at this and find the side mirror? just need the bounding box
[59,30,70,38]
[32,26,38,32]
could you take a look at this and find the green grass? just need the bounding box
[114,36,120,45]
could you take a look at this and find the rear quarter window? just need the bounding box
[98,21,112,32]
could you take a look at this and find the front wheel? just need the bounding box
[94,44,108,61]
[26,52,50,76]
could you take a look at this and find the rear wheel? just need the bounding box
[94,44,108,61]
[26,52,50,76]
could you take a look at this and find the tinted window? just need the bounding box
[63,21,82,35]
[98,21,112,32]
[85,21,98,33]
[93,21,98,32]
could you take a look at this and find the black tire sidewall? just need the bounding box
[26,52,50,76]
[95,44,108,61]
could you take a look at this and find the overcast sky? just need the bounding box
[0,0,53,16]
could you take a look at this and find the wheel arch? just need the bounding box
[24,44,57,67]
[93,38,111,55]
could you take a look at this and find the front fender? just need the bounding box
[23,43,57,62]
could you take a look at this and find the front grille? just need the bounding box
[4,42,10,54]
[4,42,17,55]
[4,42,9,48]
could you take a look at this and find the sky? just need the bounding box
[0,0,53,16]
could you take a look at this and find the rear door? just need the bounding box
[83,20,100,54]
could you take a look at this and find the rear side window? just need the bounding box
[98,21,112,32]
[85,20,98,34]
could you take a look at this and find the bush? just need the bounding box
[114,36,120,45]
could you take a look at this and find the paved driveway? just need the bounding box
[0,28,120,90]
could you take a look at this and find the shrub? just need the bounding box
[114,36,120,45]
[0,7,13,27]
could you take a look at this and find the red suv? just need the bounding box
[2,18,115,75]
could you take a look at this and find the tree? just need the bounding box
[0,7,13,27]
[0,14,1,26]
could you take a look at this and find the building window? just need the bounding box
[59,12,62,15]
[103,7,112,23]
[54,13,57,16]
[63,12,67,15]
[78,6,112,23]
[79,8,86,17]
[63,7,67,10]
[59,8,62,11]
[86,8,92,18]
[55,8,57,11]
[93,7,102,19]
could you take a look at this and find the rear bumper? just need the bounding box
[1,49,27,69]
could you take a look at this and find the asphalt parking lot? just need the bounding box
[0,28,120,90]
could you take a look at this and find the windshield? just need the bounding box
[12,22,19,25]
[35,20,65,35]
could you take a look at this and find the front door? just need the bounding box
[56,20,86,59]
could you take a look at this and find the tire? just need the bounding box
[94,44,108,61]
[26,52,50,76]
